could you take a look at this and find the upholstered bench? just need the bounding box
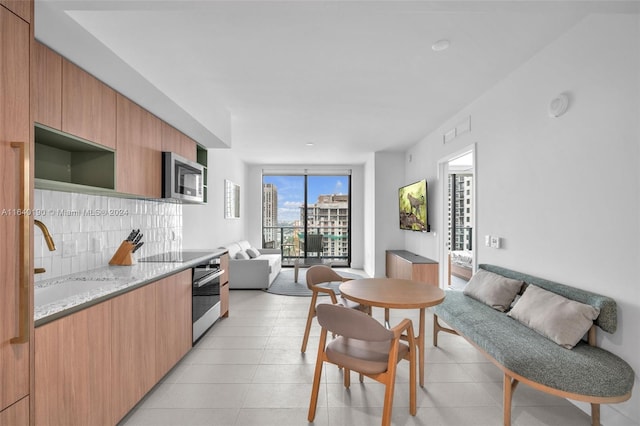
[433,264,634,426]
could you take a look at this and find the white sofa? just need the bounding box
[221,240,281,289]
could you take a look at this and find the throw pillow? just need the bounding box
[246,247,261,258]
[235,250,250,260]
[507,284,600,349]
[463,269,523,312]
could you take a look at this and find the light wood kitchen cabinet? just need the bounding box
[34,301,113,426]
[386,250,439,286]
[0,397,29,426]
[116,94,162,198]
[220,253,230,317]
[155,270,192,380]
[111,283,157,422]
[34,272,195,424]
[62,58,117,149]
[33,40,62,129]
[0,0,30,23]
[161,121,197,162]
[0,4,30,418]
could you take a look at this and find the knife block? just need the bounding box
[109,241,135,266]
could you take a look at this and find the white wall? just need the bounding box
[183,148,247,248]
[371,152,406,277]
[404,14,639,423]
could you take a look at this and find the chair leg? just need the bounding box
[344,368,351,388]
[409,344,416,416]
[381,371,397,426]
[308,359,324,421]
[308,329,327,422]
[301,296,317,353]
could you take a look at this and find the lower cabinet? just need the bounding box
[155,270,192,380]
[386,250,439,286]
[34,271,192,425]
[111,284,157,422]
[0,397,29,426]
[34,301,112,425]
[220,253,229,317]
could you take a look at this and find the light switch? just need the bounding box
[490,236,501,249]
[485,235,491,247]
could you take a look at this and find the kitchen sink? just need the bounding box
[35,280,115,306]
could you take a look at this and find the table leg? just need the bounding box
[294,259,299,283]
[418,307,425,387]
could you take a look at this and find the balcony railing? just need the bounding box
[262,226,349,266]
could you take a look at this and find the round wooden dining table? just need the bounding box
[339,278,446,387]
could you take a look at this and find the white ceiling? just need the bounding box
[34,1,636,165]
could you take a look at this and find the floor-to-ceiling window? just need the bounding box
[262,171,351,267]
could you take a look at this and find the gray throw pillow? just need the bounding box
[246,247,261,258]
[507,284,600,349]
[463,269,523,312]
[235,250,250,260]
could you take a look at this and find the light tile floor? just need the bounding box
[120,272,592,426]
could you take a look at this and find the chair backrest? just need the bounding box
[316,303,393,342]
[304,234,324,257]
[305,265,345,291]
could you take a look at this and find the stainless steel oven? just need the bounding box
[192,262,225,342]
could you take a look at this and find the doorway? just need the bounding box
[439,147,476,289]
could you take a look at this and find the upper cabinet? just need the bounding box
[33,41,117,150]
[161,121,197,163]
[0,0,30,23]
[32,42,207,199]
[62,58,117,149]
[33,41,62,129]
[116,94,162,198]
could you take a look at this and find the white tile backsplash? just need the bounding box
[34,190,183,282]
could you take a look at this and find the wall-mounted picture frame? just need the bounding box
[224,179,240,219]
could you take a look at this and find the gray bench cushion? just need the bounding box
[434,290,634,399]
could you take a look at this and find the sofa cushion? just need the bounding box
[508,284,600,349]
[235,250,250,260]
[256,253,281,273]
[238,240,252,251]
[222,242,242,259]
[246,247,261,258]
[463,268,523,312]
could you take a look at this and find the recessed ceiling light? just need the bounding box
[432,39,450,52]
[306,142,314,147]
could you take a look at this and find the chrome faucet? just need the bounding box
[35,219,56,274]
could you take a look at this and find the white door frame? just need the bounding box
[437,143,477,289]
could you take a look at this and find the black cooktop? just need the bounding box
[138,251,215,263]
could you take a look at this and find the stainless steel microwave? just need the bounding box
[162,152,204,204]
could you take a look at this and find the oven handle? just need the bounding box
[194,269,225,288]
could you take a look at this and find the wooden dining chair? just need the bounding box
[300,265,370,353]
[308,303,417,426]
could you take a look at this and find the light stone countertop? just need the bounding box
[34,249,227,326]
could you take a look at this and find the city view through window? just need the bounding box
[262,174,350,266]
